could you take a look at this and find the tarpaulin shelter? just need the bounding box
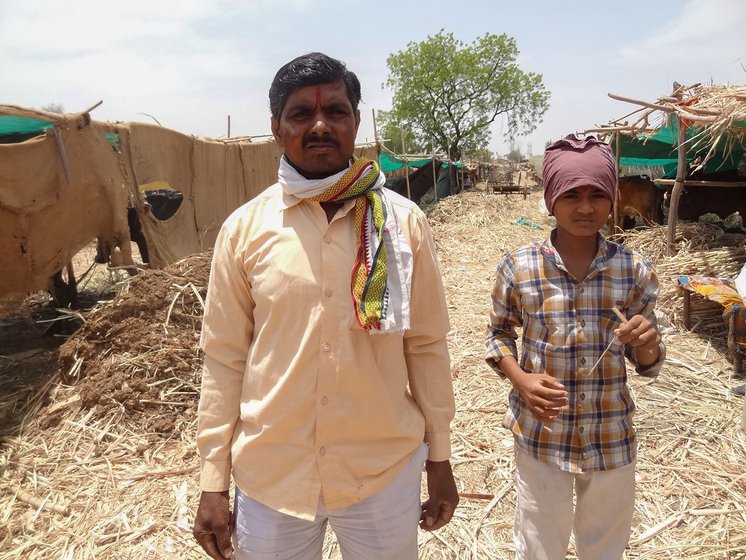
[588,83,746,253]
[379,149,465,200]
[0,103,378,307]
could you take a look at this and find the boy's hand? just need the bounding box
[614,314,661,366]
[512,372,568,423]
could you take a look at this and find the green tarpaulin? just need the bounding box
[618,115,746,177]
[0,115,54,137]
[379,151,464,173]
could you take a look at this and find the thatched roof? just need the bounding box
[589,83,746,171]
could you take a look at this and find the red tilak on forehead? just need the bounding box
[315,86,321,108]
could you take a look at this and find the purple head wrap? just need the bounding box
[542,134,617,214]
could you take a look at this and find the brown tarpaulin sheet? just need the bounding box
[0,112,378,302]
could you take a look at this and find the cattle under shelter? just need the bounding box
[588,83,746,254]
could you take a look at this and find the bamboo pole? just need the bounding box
[227,115,231,138]
[608,92,672,112]
[77,100,103,116]
[653,179,746,187]
[666,115,688,255]
[401,129,411,200]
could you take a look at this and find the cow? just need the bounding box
[676,185,746,222]
[668,167,746,226]
[611,175,665,230]
[95,188,184,265]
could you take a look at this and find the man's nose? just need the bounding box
[310,114,331,134]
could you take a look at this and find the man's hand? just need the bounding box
[420,459,459,531]
[193,490,233,559]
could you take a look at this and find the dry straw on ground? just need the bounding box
[1,184,745,559]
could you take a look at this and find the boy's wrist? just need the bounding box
[636,338,662,366]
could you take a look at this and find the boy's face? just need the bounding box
[551,185,612,239]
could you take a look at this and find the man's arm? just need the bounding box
[194,221,255,558]
[402,211,458,530]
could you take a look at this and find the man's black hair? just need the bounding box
[269,52,362,119]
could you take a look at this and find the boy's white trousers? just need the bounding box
[514,445,635,560]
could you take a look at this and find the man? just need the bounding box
[193,52,458,560]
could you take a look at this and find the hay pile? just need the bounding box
[1,185,745,559]
[614,223,746,339]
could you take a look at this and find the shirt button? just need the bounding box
[580,319,586,327]
[323,236,331,244]
[582,452,588,459]
[580,357,586,365]
[579,287,585,293]
[324,288,333,297]
[321,396,329,405]
[319,447,327,456]
[580,393,586,400]
[322,343,331,352]
[579,426,585,434]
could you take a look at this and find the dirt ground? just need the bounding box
[1,183,745,559]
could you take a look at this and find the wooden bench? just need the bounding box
[677,276,745,374]
[489,183,529,198]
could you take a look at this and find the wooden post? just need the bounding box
[227,115,231,139]
[666,115,688,255]
[682,289,691,329]
[401,129,411,200]
[371,109,380,166]
[614,132,621,231]
[53,125,71,184]
[447,144,453,196]
[432,139,438,202]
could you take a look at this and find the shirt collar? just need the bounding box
[541,229,614,275]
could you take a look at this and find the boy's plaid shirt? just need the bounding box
[485,233,665,473]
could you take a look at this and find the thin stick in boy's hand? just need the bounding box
[585,307,628,377]
[611,306,628,324]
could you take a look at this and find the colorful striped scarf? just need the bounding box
[279,157,411,333]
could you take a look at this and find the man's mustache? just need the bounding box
[303,135,339,148]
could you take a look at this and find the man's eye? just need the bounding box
[328,108,347,116]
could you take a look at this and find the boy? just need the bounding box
[485,134,665,560]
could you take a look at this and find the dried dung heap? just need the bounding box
[53,255,212,434]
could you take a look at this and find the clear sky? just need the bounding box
[1,0,744,157]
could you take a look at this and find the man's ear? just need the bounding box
[271,117,283,147]
[354,110,361,134]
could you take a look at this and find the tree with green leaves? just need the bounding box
[384,30,550,161]
[376,111,426,154]
[41,103,65,114]
[465,146,495,162]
